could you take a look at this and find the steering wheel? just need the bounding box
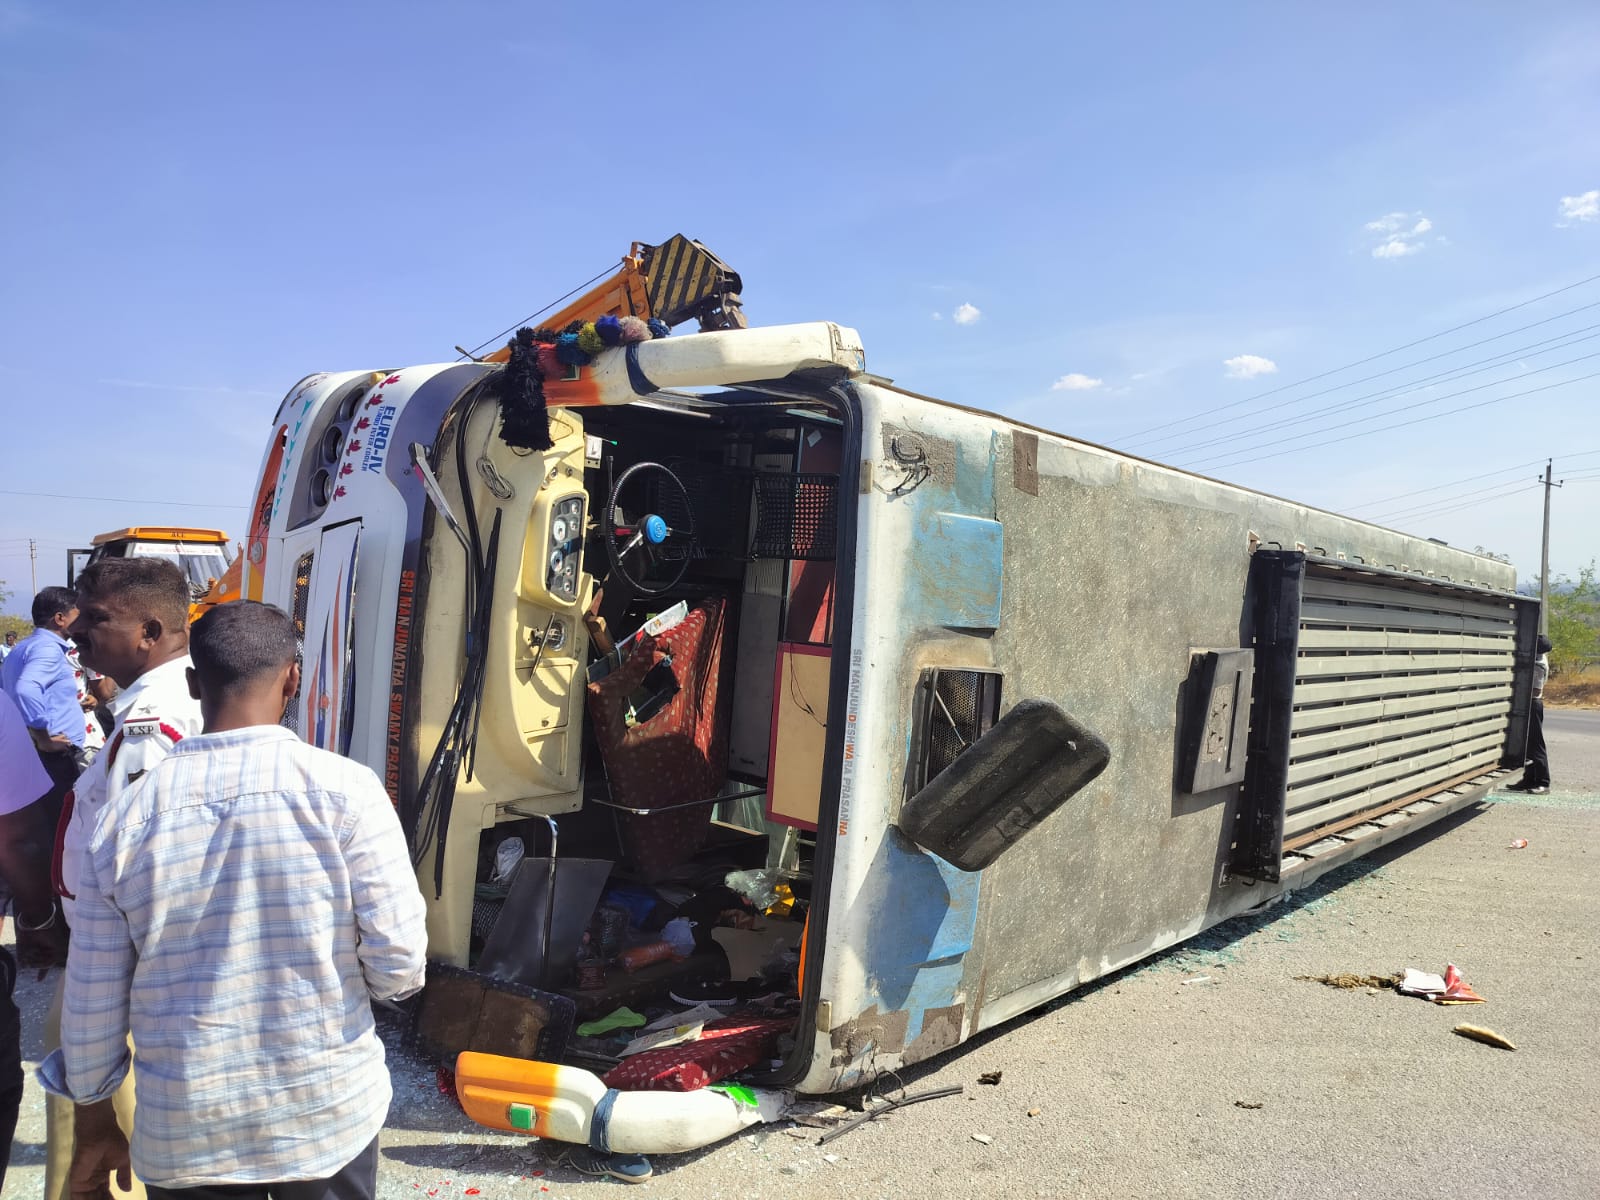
[603,462,697,595]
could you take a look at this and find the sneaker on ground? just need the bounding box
[1529,786,1550,795]
[558,1147,653,1184]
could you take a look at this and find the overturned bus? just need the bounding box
[239,240,1541,1113]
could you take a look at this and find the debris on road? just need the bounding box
[1396,968,1447,997]
[1296,972,1398,989]
[1509,838,1529,849]
[1234,1101,1264,1110]
[1454,1023,1516,1050]
[1027,1108,1041,1118]
[1181,975,1213,986]
[972,1133,994,1145]
[816,1085,965,1147]
[978,1070,1003,1085]
[1433,963,1487,1005]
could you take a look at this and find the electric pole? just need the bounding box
[28,538,36,594]
[1537,460,1562,636]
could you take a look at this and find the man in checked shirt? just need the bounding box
[44,601,429,1200]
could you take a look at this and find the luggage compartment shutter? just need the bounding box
[1234,553,1538,879]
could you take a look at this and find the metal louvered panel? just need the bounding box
[1282,566,1518,842]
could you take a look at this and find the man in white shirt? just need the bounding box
[0,630,17,660]
[51,600,427,1199]
[42,557,202,1200]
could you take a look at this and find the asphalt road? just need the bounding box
[5,711,1596,1200]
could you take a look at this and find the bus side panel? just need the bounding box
[802,384,1518,1092]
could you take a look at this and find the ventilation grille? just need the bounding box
[910,669,1003,795]
[1283,569,1515,842]
[753,473,838,561]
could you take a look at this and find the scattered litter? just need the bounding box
[1234,1100,1264,1110]
[1509,838,1529,849]
[1181,975,1213,986]
[575,1006,647,1037]
[1433,963,1486,1005]
[972,1133,994,1145]
[1396,964,1487,1003]
[1027,1108,1041,1118]
[781,1162,804,1175]
[1396,968,1447,997]
[618,1020,705,1057]
[978,1070,1003,1086]
[783,1127,811,1140]
[823,1154,840,1165]
[1296,973,1398,990]
[817,1085,965,1146]
[1454,1023,1516,1050]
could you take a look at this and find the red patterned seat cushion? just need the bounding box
[586,598,732,878]
[600,1017,793,1092]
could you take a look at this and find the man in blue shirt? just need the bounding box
[1,587,89,812]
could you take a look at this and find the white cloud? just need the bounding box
[1223,354,1278,380]
[1372,238,1423,259]
[1051,373,1104,391]
[931,311,942,321]
[1557,190,1599,225]
[952,302,981,326]
[1363,210,1434,259]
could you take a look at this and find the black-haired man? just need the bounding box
[41,558,203,1200]
[48,601,427,1200]
[2,586,89,784]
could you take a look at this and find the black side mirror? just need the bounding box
[897,698,1110,871]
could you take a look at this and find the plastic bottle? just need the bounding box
[456,1052,783,1154]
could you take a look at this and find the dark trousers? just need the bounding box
[0,946,23,1193]
[144,1138,378,1200]
[1522,698,1550,788]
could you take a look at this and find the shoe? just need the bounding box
[1528,786,1549,795]
[1503,782,1536,793]
[557,1147,653,1184]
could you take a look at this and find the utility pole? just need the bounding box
[28,538,36,594]
[1537,460,1563,636]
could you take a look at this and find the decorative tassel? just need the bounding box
[647,318,671,339]
[497,327,553,452]
[595,315,624,346]
[616,315,651,343]
[555,332,592,366]
[535,343,564,380]
[577,321,605,357]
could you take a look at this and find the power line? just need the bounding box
[1374,476,1552,522]
[461,262,620,359]
[1379,481,1544,526]
[0,488,246,510]
[1194,368,1600,472]
[1190,352,1600,470]
[1118,271,1600,446]
[1128,300,1600,453]
[1164,326,1600,459]
[1185,353,1600,470]
[1348,448,1600,513]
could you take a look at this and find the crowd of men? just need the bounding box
[0,562,427,1199]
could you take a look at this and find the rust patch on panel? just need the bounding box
[829,1005,910,1065]
[1012,431,1039,496]
[905,1003,966,1062]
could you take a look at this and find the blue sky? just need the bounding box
[2,1,1597,611]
